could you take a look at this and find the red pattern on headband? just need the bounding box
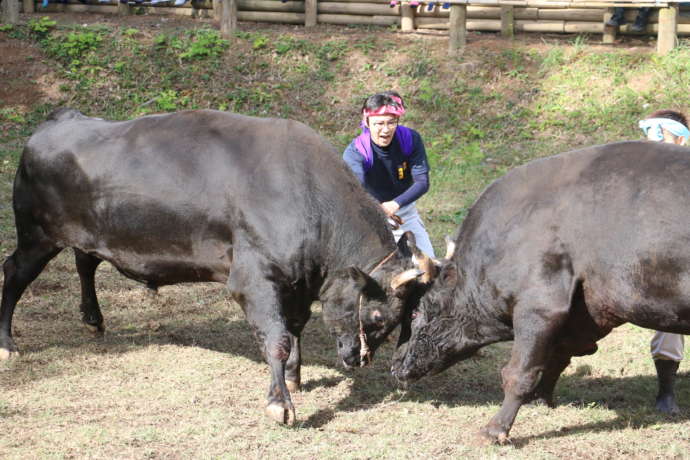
[362,96,406,124]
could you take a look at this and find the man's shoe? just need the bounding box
[630,21,646,32]
[606,16,624,27]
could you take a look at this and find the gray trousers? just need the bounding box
[391,203,435,258]
[651,332,685,362]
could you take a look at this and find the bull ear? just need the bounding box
[390,268,424,291]
[439,262,458,288]
[347,267,374,291]
[396,232,415,259]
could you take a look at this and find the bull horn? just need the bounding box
[390,269,424,291]
[403,233,437,283]
[414,251,437,284]
[444,235,456,261]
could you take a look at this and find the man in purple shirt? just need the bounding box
[342,91,435,257]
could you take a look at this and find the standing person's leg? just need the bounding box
[650,331,684,414]
[606,7,626,26]
[392,203,435,258]
[631,7,652,32]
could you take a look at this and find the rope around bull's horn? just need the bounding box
[357,247,399,367]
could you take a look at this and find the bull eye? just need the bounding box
[372,310,385,326]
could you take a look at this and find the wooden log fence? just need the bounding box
[12,0,690,54]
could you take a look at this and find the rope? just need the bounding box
[357,248,398,366]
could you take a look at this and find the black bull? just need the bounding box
[0,108,427,424]
[392,141,690,443]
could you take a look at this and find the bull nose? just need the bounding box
[342,353,361,368]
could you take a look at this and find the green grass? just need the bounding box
[1,16,689,459]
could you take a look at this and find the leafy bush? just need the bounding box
[179,29,228,60]
[45,31,102,61]
[27,16,56,37]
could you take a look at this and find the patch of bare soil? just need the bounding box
[0,36,53,108]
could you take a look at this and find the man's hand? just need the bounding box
[381,201,400,217]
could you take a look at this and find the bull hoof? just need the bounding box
[525,396,555,408]
[0,348,18,360]
[286,380,301,393]
[82,320,105,334]
[479,425,511,445]
[265,403,296,425]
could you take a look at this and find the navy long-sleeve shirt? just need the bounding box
[342,128,430,208]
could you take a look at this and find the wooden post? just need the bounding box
[401,2,414,32]
[213,0,221,20]
[657,5,678,55]
[448,4,466,56]
[23,0,35,14]
[602,7,616,44]
[1,0,20,23]
[500,5,514,37]
[305,0,316,27]
[220,0,237,38]
[117,0,131,16]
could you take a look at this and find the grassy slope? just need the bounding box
[1,15,689,458]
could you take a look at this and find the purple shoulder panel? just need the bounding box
[354,125,414,172]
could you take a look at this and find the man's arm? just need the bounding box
[391,131,430,208]
[342,142,366,185]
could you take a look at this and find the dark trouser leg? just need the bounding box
[606,7,626,26]
[74,248,105,333]
[655,359,680,414]
[631,7,651,32]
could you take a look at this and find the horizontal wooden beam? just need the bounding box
[395,0,673,7]
[317,2,399,15]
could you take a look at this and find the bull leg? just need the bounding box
[525,352,572,407]
[480,297,570,444]
[284,304,312,393]
[229,274,297,425]
[1,236,62,359]
[285,334,301,392]
[528,338,599,407]
[74,249,105,333]
[250,302,296,425]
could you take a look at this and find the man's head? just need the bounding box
[361,91,406,147]
[639,109,689,145]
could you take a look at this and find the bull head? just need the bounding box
[391,235,480,383]
[321,234,439,369]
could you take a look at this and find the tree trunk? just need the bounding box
[1,0,20,25]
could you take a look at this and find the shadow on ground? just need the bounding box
[2,267,689,446]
